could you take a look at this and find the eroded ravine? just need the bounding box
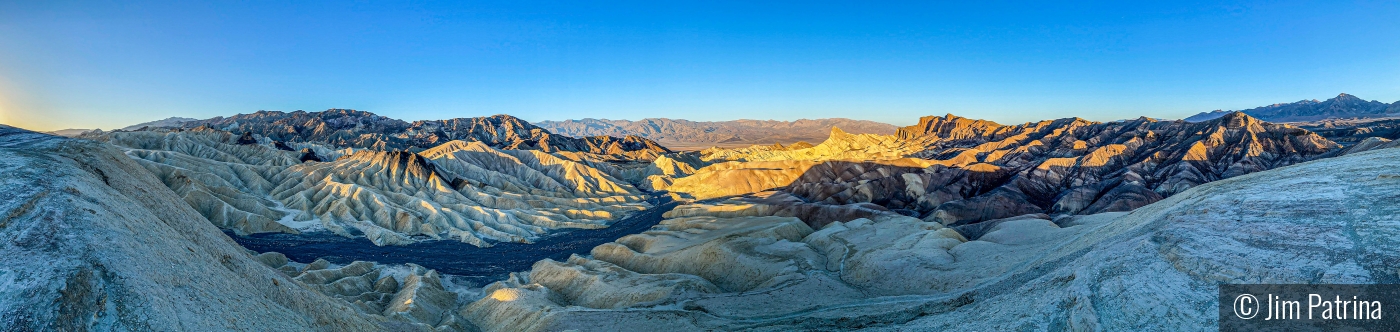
[229,195,680,285]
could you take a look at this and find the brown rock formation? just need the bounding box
[782,112,1339,225]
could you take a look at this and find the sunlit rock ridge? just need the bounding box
[536,117,898,149]
[661,112,1339,226]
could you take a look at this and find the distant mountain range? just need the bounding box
[109,109,670,155]
[535,118,898,149]
[1185,93,1400,122]
[45,128,94,137]
[121,117,199,130]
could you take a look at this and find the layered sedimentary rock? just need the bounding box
[177,109,670,154]
[458,145,1400,331]
[89,129,651,246]
[536,117,898,149]
[674,112,1338,225]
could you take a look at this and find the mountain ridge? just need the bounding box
[536,117,898,150]
[1185,93,1400,122]
[157,109,670,155]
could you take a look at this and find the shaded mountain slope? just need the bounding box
[1185,93,1399,122]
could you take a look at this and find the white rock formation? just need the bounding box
[0,125,401,330]
[92,130,651,246]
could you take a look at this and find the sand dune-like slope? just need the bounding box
[458,143,1400,331]
[91,130,651,246]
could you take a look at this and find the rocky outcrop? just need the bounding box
[177,110,670,155]
[536,117,898,149]
[895,113,1006,140]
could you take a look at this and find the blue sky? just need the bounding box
[1,1,1398,131]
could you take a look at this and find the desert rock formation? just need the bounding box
[87,129,652,246]
[665,112,1338,225]
[537,117,898,150]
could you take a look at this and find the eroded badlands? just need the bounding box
[5,109,1399,331]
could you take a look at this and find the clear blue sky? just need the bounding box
[2,1,1398,131]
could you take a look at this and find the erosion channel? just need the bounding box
[230,195,680,285]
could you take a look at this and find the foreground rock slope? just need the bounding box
[0,125,394,330]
